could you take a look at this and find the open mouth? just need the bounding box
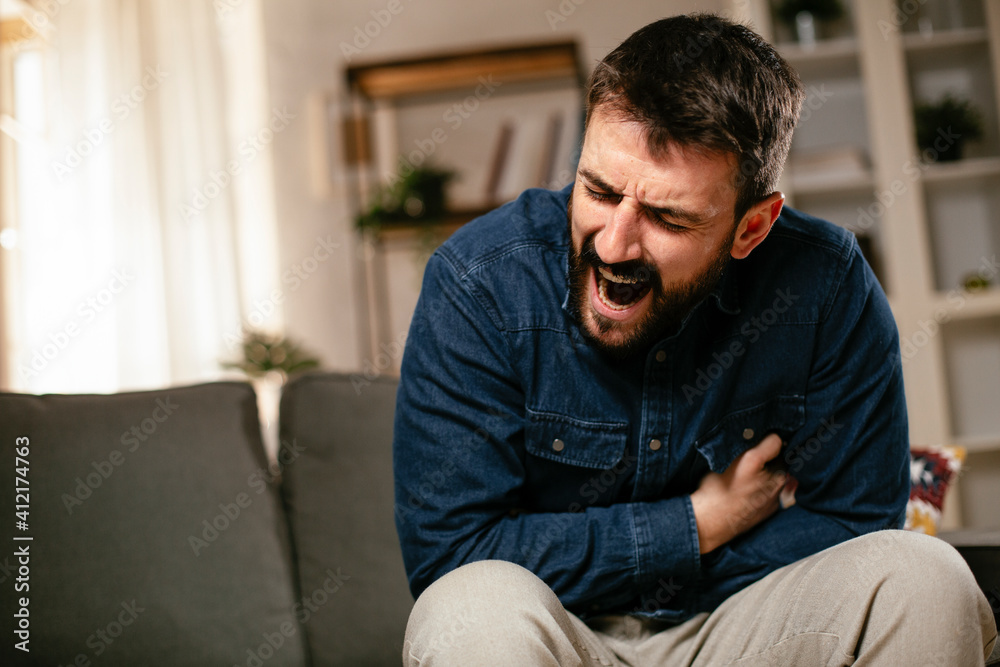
[595,266,652,311]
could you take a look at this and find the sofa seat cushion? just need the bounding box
[0,382,306,666]
[279,372,412,666]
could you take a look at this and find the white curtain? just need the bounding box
[5,0,281,393]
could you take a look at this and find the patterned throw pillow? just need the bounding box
[905,445,966,536]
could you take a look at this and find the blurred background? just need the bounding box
[1,0,999,527]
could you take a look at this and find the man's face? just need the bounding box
[568,109,741,358]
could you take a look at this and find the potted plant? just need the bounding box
[774,0,845,44]
[355,166,455,233]
[222,330,320,381]
[222,330,320,458]
[914,94,984,162]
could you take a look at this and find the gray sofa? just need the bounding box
[2,373,998,666]
[0,373,411,666]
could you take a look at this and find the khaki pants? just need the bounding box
[404,530,997,666]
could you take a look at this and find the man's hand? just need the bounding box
[690,433,787,554]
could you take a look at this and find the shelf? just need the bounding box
[932,288,1000,321]
[788,168,873,195]
[903,26,989,53]
[922,156,1000,184]
[779,37,858,67]
[953,433,1000,454]
[373,206,492,246]
[942,315,1000,441]
[347,42,580,99]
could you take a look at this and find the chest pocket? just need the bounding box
[522,409,630,511]
[695,396,806,473]
[524,409,628,468]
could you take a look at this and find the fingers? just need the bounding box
[743,432,783,469]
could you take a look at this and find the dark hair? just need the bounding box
[586,14,804,222]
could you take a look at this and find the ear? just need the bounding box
[731,192,784,260]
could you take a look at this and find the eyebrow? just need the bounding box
[577,167,708,226]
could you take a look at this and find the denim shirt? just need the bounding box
[393,185,909,623]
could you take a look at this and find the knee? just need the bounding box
[412,559,554,615]
[404,560,561,656]
[860,530,969,582]
[850,530,985,615]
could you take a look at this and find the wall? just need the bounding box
[259,0,723,374]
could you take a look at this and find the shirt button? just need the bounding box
[649,439,662,451]
[655,350,667,362]
[742,428,754,440]
[552,438,565,452]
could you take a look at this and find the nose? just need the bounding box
[594,201,643,265]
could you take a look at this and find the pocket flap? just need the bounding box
[525,409,629,469]
[695,396,805,473]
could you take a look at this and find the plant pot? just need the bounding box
[932,140,965,162]
[795,11,817,47]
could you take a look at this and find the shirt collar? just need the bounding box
[708,262,741,315]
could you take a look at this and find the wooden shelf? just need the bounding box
[347,42,580,99]
[370,206,494,246]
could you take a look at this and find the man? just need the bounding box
[393,14,997,666]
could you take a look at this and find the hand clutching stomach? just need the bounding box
[690,433,789,554]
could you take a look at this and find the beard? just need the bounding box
[567,202,733,360]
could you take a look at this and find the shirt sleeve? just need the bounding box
[692,236,910,613]
[393,249,701,613]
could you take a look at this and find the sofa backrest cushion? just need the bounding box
[0,382,307,667]
[278,372,411,666]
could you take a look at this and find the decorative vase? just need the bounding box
[251,369,287,465]
[795,11,817,47]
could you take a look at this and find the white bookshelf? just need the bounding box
[736,0,1000,529]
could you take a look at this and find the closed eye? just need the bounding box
[647,211,689,233]
[584,187,621,204]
